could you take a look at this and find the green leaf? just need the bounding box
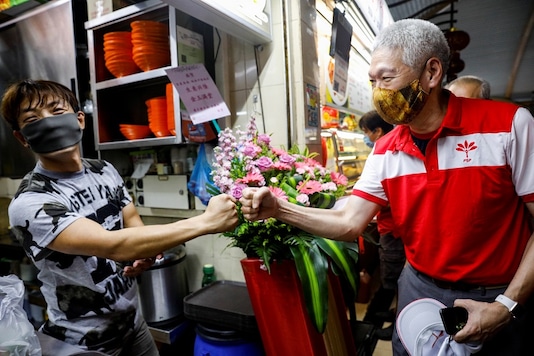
[280,182,299,199]
[290,242,329,333]
[316,239,359,295]
[310,192,336,209]
[206,182,221,196]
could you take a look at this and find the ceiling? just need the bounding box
[383,0,534,105]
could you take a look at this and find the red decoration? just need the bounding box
[241,258,357,356]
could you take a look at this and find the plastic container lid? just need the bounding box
[183,280,258,335]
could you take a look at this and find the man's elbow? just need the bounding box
[336,226,364,242]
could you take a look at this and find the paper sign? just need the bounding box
[166,64,230,125]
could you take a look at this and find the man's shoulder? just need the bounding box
[373,125,405,154]
[451,97,521,133]
[457,97,519,116]
[82,158,112,174]
[13,170,57,197]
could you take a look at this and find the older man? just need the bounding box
[240,19,534,355]
[445,75,491,99]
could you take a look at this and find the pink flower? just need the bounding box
[278,153,296,165]
[246,116,258,136]
[257,134,271,145]
[211,117,349,214]
[237,172,265,187]
[305,157,321,167]
[330,171,348,186]
[271,147,288,156]
[221,160,232,170]
[297,180,322,194]
[269,186,288,201]
[255,156,274,171]
[230,183,248,199]
[321,182,338,192]
[243,143,262,158]
[296,194,309,205]
[273,161,292,171]
[294,161,315,176]
[297,180,323,194]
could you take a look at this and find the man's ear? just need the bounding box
[77,111,86,130]
[426,57,444,89]
[375,127,384,138]
[13,130,30,148]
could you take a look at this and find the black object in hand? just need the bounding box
[440,306,468,335]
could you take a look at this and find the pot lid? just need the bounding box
[153,244,186,266]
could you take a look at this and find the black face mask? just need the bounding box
[20,113,82,154]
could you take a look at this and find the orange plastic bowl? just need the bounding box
[119,124,151,140]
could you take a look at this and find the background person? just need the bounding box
[240,19,534,356]
[1,79,238,355]
[358,110,404,341]
[445,74,491,99]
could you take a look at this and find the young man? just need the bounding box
[240,19,534,355]
[1,79,238,355]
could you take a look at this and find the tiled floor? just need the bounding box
[355,301,393,356]
[373,334,393,356]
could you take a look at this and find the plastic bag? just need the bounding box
[0,274,42,356]
[187,143,213,206]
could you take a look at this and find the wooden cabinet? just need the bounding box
[85,0,182,150]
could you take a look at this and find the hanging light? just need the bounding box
[445,27,470,52]
[444,2,470,82]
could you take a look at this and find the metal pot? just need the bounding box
[137,245,189,324]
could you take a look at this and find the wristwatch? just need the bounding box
[495,294,526,319]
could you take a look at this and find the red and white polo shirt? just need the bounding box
[353,94,534,285]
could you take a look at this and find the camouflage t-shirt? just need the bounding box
[9,159,141,350]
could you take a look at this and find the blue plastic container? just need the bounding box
[193,323,264,356]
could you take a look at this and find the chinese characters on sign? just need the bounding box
[166,64,230,125]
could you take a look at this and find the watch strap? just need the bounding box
[495,294,523,319]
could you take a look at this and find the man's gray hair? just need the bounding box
[445,75,491,99]
[372,19,450,74]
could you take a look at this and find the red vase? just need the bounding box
[241,258,356,356]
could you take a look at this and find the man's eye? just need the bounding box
[23,117,38,124]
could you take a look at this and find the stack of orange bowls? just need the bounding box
[166,83,176,135]
[130,20,170,71]
[103,31,140,78]
[119,124,152,140]
[146,97,172,137]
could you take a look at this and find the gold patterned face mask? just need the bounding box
[372,79,430,125]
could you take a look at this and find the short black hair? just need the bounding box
[1,79,79,131]
[358,110,394,134]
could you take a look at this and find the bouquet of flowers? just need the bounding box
[209,116,360,333]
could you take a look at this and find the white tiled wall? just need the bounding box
[184,233,247,290]
[226,0,290,149]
